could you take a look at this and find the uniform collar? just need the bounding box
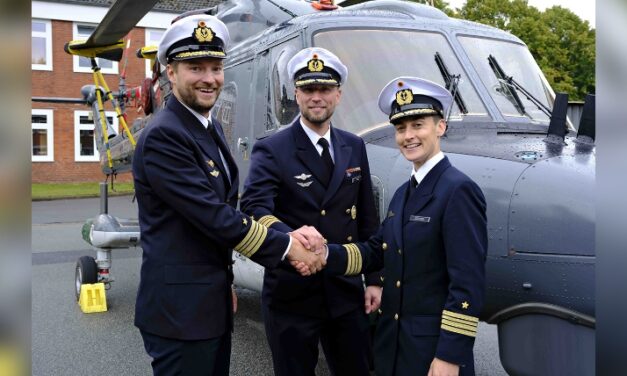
[411,151,444,185]
[179,99,213,129]
[300,118,332,148]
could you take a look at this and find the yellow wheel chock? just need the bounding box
[78,283,108,313]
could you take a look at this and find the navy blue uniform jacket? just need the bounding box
[240,118,380,318]
[327,157,487,375]
[133,96,289,341]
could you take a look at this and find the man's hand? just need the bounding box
[289,225,326,253]
[364,285,382,314]
[232,286,238,314]
[427,358,459,376]
[287,236,326,276]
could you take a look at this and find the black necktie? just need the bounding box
[410,175,418,195]
[318,138,334,186]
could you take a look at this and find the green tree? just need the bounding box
[541,6,595,99]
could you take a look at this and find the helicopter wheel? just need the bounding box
[75,256,98,301]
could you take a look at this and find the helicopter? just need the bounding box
[64,0,596,374]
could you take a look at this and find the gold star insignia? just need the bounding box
[462,301,469,309]
[242,218,248,226]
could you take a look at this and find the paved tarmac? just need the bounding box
[32,196,507,375]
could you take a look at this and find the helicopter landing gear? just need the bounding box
[75,255,97,301]
[74,183,123,306]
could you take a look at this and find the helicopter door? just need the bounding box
[251,49,272,138]
[235,50,269,186]
[214,58,253,192]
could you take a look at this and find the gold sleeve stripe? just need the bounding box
[442,316,478,330]
[235,220,268,258]
[258,215,281,228]
[441,318,477,333]
[441,315,478,329]
[441,323,476,338]
[353,244,362,275]
[235,221,262,258]
[442,310,479,323]
[349,244,361,275]
[343,244,354,275]
[343,244,362,275]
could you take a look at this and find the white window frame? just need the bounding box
[145,28,165,77]
[32,109,54,162]
[72,23,118,74]
[74,110,118,162]
[32,19,52,71]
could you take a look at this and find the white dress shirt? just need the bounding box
[411,151,444,185]
[300,118,335,162]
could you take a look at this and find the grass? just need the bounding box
[32,182,135,200]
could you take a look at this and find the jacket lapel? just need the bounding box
[211,116,239,197]
[403,157,451,224]
[392,182,408,250]
[322,128,351,206]
[168,96,228,189]
[292,118,328,186]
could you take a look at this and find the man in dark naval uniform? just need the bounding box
[240,47,382,376]
[132,15,324,376]
[320,77,488,376]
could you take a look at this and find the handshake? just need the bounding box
[286,225,328,276]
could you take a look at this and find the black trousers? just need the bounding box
[262,304,371,376]
[140,330,231,376]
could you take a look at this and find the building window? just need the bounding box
[145,28,164,77]
[74,110,118,162]
[32,19,52,71]
[73,23,118,74]
[32,109,54,162]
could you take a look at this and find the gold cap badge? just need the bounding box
[395,89,414,106]
[307,55,324,72]
[193,21,214,43]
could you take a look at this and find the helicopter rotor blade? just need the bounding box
[84,0,160,50]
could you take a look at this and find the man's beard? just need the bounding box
[179,85,221,114]
[301,108,332,125]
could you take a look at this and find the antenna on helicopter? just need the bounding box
[545,92,568,144]
[576,94,595,143]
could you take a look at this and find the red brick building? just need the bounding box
[31,0,214,182]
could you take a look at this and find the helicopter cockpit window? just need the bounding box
[271,40,300,127]
[458,36,553,124]
[313,29,487,135]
